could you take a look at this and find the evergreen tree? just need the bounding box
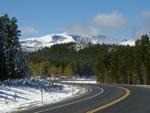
[58,65,63,76]
[0,15,28,80]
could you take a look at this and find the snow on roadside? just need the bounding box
[62,80,97,84]
[132,84,150,88]
[0,83,82,113]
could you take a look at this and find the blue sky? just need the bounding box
[1,0,150,42]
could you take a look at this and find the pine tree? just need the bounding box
[58,65,63,76]
[95,45,110,83]
[0,15,28,80]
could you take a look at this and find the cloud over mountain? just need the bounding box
[92,12,128,29]
[67,24,98,35]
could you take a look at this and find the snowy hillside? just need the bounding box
[20,33,75,51]
[20,33,106,51]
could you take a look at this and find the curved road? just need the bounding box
[18,84,150,113]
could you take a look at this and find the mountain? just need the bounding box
[20,33,135,51]
[20,33,106,51]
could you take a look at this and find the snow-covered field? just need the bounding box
[0,80,85,113]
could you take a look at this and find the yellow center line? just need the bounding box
[86,86,130,113]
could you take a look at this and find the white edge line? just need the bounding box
[35,86,104,113]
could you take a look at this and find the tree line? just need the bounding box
[28,35,150,85]
[28,61,73,78]
[95,35,150,85]
[27,43,100,78]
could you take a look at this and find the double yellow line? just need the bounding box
[87,86,130,113]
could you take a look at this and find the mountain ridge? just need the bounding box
[20,33,135,51]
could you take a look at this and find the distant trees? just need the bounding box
[28,62,74,79]
[95,35,150,85]
[28,61,49,78]
[58,65,63,76]
[64,64,73,78]
[27,43,100,78]
[49,64,57,78]
[27,29,150,84]
[133,35,150,84]
[95,45,110,83]
[0,15,28,80]
[28,62,37,77]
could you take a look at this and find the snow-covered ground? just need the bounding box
[62,80,97,84]
[0,80,85,113]
[131,84,150,88]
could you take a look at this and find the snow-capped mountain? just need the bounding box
[20,33,106,51]
[20,32,135,51]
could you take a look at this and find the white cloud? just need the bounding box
[140,11,150,20]
[140,11,150,28]
[92,12,128,29]
[132,11,150,39]
[67,24,98,35]
[20,26,39,35]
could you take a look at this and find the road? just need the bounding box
[17,84,150,113]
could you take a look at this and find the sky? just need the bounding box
[1,0,150,42]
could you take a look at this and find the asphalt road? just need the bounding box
[96,85,150,113]
[17,84,150,113]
